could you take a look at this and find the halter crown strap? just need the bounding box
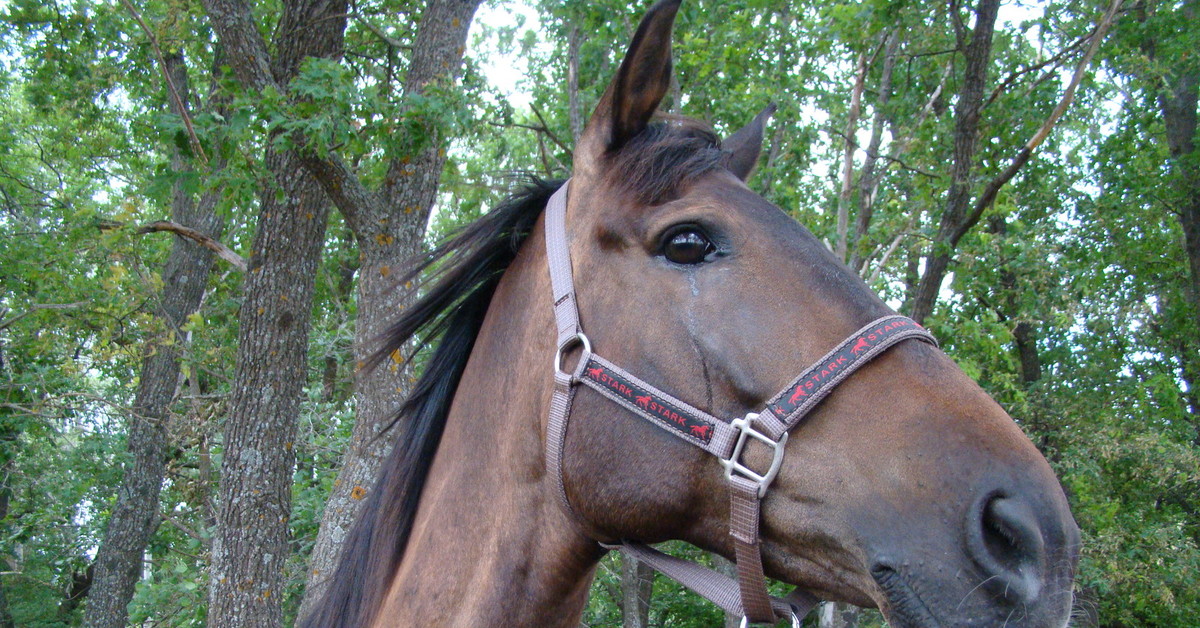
[545,183,582,347]
[543,180,937,624]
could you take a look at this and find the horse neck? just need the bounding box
[373,221,602,627]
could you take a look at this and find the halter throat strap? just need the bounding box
[543,181,938,624]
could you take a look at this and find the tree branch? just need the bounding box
[200,0,277,93]
[136,220,247,271]
[119,0,208,165]
[357,15,412,50]
[297,152,378,235]
[0,303,87,331]
[851,29,901,273]
[828,129,941,179]
[964,0,1124,236]
[530,104,572,154]
[983,30,1091,110]
[836,50,868,262]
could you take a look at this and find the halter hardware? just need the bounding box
[554,332,591,376]
[738,612,802,628]
[721,414,788,498]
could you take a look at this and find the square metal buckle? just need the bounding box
[720,413,788,498]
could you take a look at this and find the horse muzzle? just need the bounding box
[869,484,1080,628]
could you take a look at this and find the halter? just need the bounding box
[544,181,938,625]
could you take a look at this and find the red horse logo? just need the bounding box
[690,424,712,439]
[788,386,808,405]
[635,395,651,409]
[586,367,604,379]
[850,337,870,355]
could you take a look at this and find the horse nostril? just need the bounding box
[967,492,1045,603]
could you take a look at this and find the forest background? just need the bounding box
[0,0,1197,626]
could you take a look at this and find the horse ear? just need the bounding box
[577,0,682,166]
[722,103,777,181]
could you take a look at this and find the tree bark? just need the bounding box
[819,602,861,628]
[0,416,15,628]
[200,0,346,624]
[835,51,867,263]
[569,23,584,142]
[208,148,330,626]
[298,0,481,615]
[908,0,1000,324]
[849,31,899,274]
[620,553,654,628]
[83,52,225,628]
[709,554,741,628]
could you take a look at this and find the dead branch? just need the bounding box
[136,220,247,271]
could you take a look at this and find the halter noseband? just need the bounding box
[543,181,938,625]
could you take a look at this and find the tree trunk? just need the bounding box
[620,553,654,628]
[849,30,900,274]
[59,564,94,619]
[908,0,999,323]
[710,554,741,628]
[0,419,14,628]
[298,0,481,616]
[819,602,861,628]
[202,0,347,623]
[834,51,867,263]
[207,146,331,626]
[1154,0,1200,431]
[83,52,225,628]
[569,23,584,142]
[0,585,10,628]
[909,0,1116,323]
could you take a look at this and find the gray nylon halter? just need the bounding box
[543,180,938,625]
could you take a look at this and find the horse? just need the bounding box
[302,1,1080,625]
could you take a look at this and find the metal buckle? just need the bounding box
[720,413,788,498]
[554,333,591,376]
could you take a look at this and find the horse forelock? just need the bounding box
[608,114,727,206]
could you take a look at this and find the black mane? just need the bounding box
[300,178,560,628]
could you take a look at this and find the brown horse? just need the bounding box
[303,1,1079,626]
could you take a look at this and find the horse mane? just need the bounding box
[300,178,561,627]
[302,119,728,628]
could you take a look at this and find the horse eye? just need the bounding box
[662,229,715,265]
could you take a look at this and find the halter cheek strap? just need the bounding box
[543,181,938,624]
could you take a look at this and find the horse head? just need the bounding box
[553,1,1080,625]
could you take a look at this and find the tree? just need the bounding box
[299,0,482,613]
[197,0,347,622]
[84,47,230,628]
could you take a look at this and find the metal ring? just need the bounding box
[554,333,591,375]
